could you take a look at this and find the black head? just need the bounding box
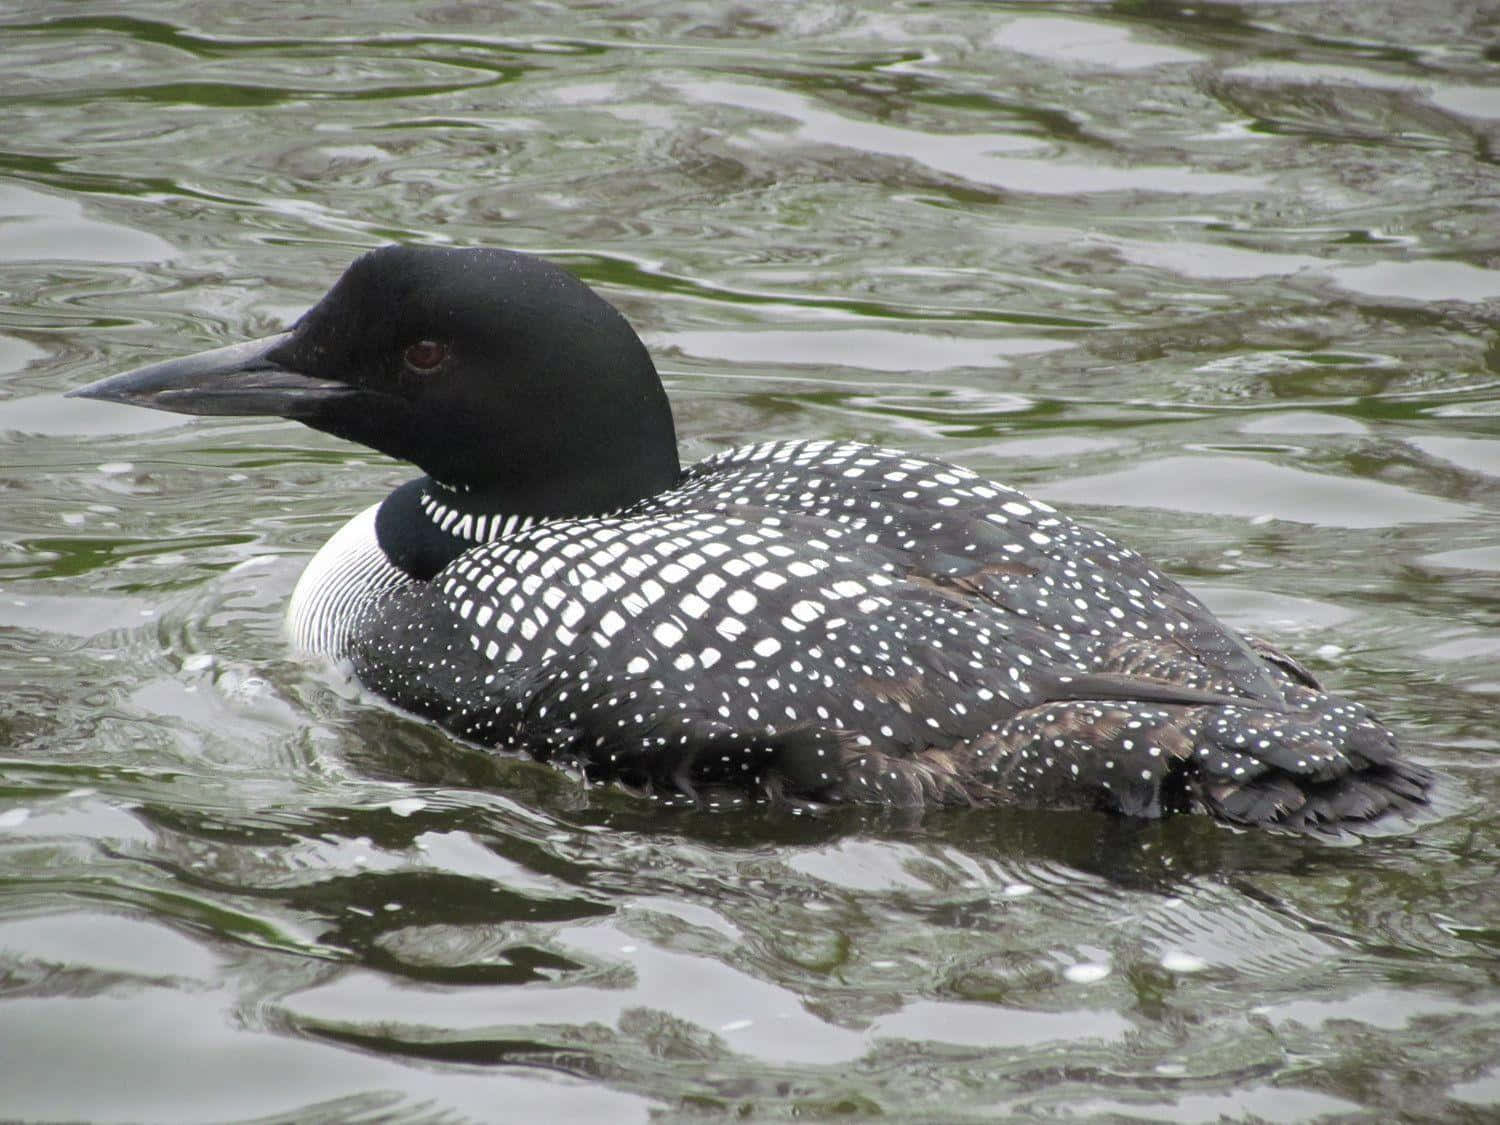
[71,245,680,517]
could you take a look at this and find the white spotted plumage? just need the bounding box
[316,438,1430,826]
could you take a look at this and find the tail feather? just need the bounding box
[968,689,1432,831]
[1207,773,1308,825]
[1208,764,1431,830]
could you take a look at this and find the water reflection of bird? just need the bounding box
[72,245,1433,830]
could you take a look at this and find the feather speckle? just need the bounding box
[318,439,1433,829]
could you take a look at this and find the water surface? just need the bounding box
[2,2,1499,1120]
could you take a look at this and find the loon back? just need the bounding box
[70,244,1434,830]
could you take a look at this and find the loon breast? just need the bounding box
[288,502,414,657]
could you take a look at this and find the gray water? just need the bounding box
[3,2,1499,1121]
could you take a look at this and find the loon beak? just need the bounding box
[68,332,352,418]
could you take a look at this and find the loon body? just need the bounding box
[72,245,1432,828]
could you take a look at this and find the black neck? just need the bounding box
[373,478,528,580]
[375,471,701,581]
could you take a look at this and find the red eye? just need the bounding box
[404,340,448,373]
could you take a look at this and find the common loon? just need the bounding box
[71,245,1432,828]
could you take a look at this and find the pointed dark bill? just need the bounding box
[67,332,351,418]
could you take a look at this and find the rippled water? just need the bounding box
[3,2,1499,1120]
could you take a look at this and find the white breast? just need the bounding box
[287,502,415,658]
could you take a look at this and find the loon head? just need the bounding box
[70,245,681,517]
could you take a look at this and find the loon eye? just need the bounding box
[404,339,448,373]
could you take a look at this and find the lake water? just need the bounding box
[3,2,1499,1120]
